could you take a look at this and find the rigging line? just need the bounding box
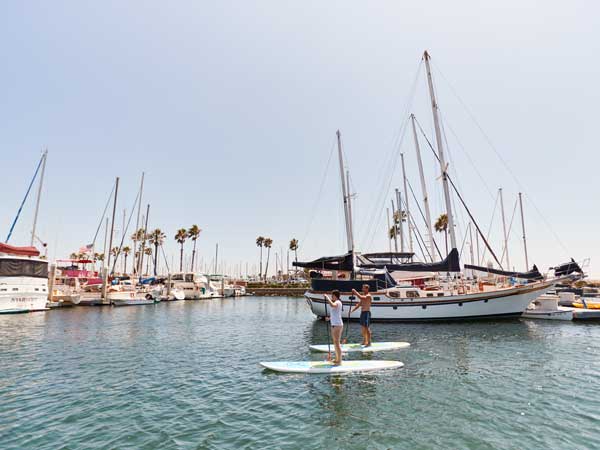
[364,116,412,251]
[404,203,428,262]
[406,178,442,261]
[160,244,170,273]
[110,190,141,275]
[479,192,499,266]
[6,153,44,243]
[415,116,503,268]
[431,59,570,255]
[90,184,116,249]
[459,222,470,260]
[360,61,424,248]
[301,137,336,246]
[499,197,519,267]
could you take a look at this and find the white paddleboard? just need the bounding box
[260,360,403,374]
[309,342,410,353]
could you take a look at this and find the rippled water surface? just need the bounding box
[1,297,600,449]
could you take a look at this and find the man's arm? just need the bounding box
[351,288,366,300]
[324,294,336,308]
[351,297,362,313]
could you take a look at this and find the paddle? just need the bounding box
[342,294,352,344]
[324,295,332,361]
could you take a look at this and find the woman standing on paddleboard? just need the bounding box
[324,290,343,366]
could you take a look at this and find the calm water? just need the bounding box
[1,297,600,449]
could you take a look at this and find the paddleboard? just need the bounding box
[260,360,403,374]
[309,342,410,353]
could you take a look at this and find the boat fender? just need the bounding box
[145,293,153,300]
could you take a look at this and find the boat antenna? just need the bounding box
[6,150,46,243]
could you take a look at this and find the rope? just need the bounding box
[90,184,115,248]
[324,298,332,361]
[300,137,336,245]
[6,153,44,243]
[431,59,570,256]
[343,295,352,344]
[110,190,141,275]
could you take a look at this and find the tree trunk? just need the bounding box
[191,240,197,272]
[259,247,263,281]
[179,244,184,272]
[264,248,271,281]
[444,230,448,257]
[124,255,128,274]
[154,245,159,276]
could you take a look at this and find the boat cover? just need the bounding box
[0,258,48,278]
[0,243,40,257]
[358,248,461,273]
[464,264,544,280]
[552,259,583,277]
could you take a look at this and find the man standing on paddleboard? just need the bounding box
[324,290,343,365]
[351,284,372,347]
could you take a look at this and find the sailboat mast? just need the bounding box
[30,149,47,246]
[518,192,529,270]
[386,207,392,255]
[391,199,398,252]
[411,114,435,261]
[336,130,352,252]
[345,170,355,252]
[395,189,405,252]
[499,188,510,270]
[400,153,413,253]
[106,177,119,272]
[133,172,144,274]
[423,50,457,252]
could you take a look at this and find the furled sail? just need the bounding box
[464,264,543,280]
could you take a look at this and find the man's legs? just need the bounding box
[332,326,343,365]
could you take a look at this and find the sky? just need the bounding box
[1,1,598,277]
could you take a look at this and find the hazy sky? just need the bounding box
[1,1,598,276]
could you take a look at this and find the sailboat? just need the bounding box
[295,51,577,322]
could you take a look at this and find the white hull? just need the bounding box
[0,291,48,313]
[112,298,158,306]
[305,281,554,321]
[522,308,574,321]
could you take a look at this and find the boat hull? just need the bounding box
[305,281,554,322]
[0,291,48,314]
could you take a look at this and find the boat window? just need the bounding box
[184,274,194,282]
[427,293,434,297]
[0,259,48,278]
[437,293,444,297]
[171,274,184,281]
[406,291,419,298]
[388,291,401,298]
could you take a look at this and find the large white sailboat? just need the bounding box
[0,243,49,313]
[295,51,575,321]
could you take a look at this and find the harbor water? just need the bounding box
[1,296,600,449]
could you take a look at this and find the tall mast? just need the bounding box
[499,188,510,270]
[106,177,119,272]
[400,153,413,253]
[133,172,144,274]
[518,192,529,270]
[391,199,398,252]
[468,222,475,278]
[411,114,435,261]
[345,170,355,253]
[336,130,353,253]
[386,207,392,255]
[103,217,109,261]
[395,189,404,252]
[423,50,457,252]
[30,149,48,246]
[139,204,150,275]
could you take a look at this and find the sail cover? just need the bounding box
[358,248,460,273]
[293,252,354,272]
[0,243,40,257]
[464,264,543,280]
[552,259,583,277]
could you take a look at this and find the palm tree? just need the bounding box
[256,236,264,280]
[110,247,119,273]
[289,239,299,264]
[144,247,153,275]
[188,225,202,272]
[389,225,398,240]
[434,213,449,256]
[174,228,188,272]
[69,252,78,260]
[148,229,166,275]
[263,238,273,280]
[122,246,131,274]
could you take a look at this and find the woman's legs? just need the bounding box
[332,325,343,364]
